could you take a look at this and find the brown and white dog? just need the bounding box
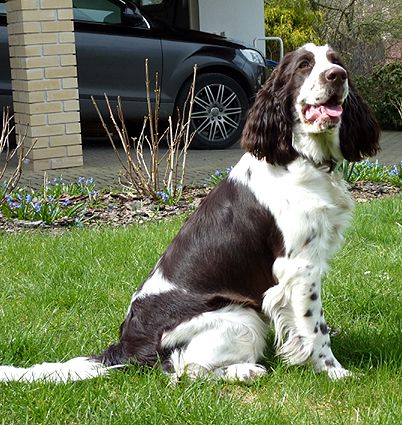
[0,44,379,383]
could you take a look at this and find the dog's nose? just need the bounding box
[325,67,347,82]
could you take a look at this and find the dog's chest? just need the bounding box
[276,172,353,257]
[230,155,354,261]
[278,175,352,263]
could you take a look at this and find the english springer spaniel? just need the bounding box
[0,43,379,383]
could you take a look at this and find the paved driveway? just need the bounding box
[1,131,401,189]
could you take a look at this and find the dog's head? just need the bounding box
[242,43,380,165]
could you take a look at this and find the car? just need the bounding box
[0,0,266,149]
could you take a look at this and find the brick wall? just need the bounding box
[6,0,82,171]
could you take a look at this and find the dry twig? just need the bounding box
[92,61,197,201]
[0,107,35,194]
[392,98,402,120]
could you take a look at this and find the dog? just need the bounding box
[0,43,379,383]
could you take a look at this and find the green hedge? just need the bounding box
[354,62,402,130]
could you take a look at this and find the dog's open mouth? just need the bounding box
[303,98,343,124]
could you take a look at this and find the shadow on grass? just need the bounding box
[328,328,402,370]
[259,326,401,374]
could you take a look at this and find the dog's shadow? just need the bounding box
[332,329,402,369]
[261,328,401,371]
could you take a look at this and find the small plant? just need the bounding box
[0,107,35,193]
[45,176,98,203]
[0,176,99,225]
[206,166,233,187]
[336,160,356,182]
[155,188,179,206]
[351,160,402,186]
[339,159,402,187]
[92,61,197,204]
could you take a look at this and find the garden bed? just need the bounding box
[0,181,401,233]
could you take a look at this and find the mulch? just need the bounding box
[0,181,401,233]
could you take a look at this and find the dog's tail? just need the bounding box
[0,356,125,383]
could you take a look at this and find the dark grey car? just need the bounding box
[0,0,266,149]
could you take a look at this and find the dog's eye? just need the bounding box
[299,60,311,69]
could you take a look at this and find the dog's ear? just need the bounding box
[241,61,298,166]
[339,82,380,161]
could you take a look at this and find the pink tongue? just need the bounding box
[305,104,343,121]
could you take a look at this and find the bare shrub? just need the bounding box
[92,61,197,202]
[0,107,34,195]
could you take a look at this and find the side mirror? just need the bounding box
[122,6,146,27]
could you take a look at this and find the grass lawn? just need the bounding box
[0,197,401,425]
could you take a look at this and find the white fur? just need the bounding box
[162,304,268,380]
[127,268,178,315]
[0,357,120,383]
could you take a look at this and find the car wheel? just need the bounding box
[176,73,249,149]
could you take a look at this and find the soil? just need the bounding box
[0,181,401,233]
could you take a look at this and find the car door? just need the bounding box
[73,0,163,121]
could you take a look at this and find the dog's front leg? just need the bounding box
[263,257,351,380]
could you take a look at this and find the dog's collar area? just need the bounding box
[300,156,338,173]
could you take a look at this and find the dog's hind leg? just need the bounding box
[161,304,268,382]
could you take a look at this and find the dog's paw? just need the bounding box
[215,363,267,382]
[326,366,352,381]
[168,363,210,384]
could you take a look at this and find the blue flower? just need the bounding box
[388,165,399,177]
[86,177,94,185]
[77,177,86,184]
[156,191,170,202]
[25,194,32,203]
[33,203,41,213]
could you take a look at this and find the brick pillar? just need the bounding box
[6,0,83,171]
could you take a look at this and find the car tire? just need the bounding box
[175,73,249,149]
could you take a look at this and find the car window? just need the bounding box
[139,0,165,5]
[0,3,5,14]
[73,0,122,24]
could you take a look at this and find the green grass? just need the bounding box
[0,197,401,425]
